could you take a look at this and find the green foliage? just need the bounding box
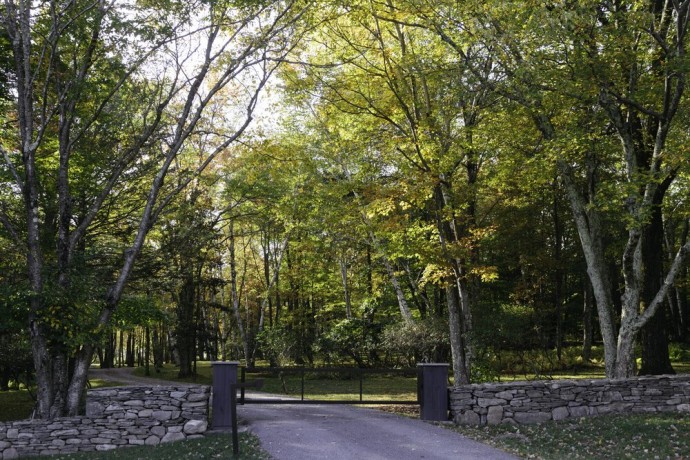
[381,318,450,366]
[256,325,299,367]
[314,318,382,367]
[113,296,168,329]
[0,333,33,391]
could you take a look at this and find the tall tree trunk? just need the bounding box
[560,160,619,377]
[145,326,151,376]
[582,279,594,362]
[638,195,674,375]
[434,183,472,384]
[340,257,352,319]
[229,221,250,364]
[553,184,564,361]
[446,281,470,384]
[177,274,196,378]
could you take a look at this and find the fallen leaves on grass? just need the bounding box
[451,412,690,460]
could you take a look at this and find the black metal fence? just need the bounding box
[239,366,420,405]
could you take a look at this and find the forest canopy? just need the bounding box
[1,0,690,419]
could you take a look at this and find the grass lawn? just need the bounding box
[0,389,35,421]
[132,363,212,385]
[0,378,118,422]
[134,362,419,402]
[26,432,269,460]
[451,412,690,459]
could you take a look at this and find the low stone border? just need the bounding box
[450,374,690,425]
[0,385,209,458]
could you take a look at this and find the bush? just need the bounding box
[381,318,450,366]
[313,318,383,367]
[0,333,33,391]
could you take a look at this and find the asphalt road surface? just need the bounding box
[238,400,518,460]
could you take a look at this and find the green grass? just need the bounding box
[26,432,269,460]
[452,412,690,459]
[134,362,418,402]
[0,378,125,422]
[243,369,418,402]
[0,389,35,421]
[133,363,212,385]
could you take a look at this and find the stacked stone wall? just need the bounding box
[450,374,690,425]
[0,385,209,459]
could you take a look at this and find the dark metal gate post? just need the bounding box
[417,363,449,421]
[211,361,239,429]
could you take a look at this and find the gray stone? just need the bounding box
[138,409,153,417]
[477,398,507,408]
[487,406,503,425]
[170,391,187,399]
[181,401,207,409]
[677,404,690,412]
[187,393,208,403]
[0,441,9,449]
[152,411,172,421]
[161,432,186,444]
[124,400,144,407]
[183,420,208,435]
[51,429,79,437]
[2,448,18,460]
[568,406,589,417]
[495,391,514,400]
[95,444,117,451]
[86,402,105,417]
[90,438,111,444]
[455,410,480,425]
[5,429,18,440]
[144,435,160,446]
[602,391,623,402]
[514,412,551,424]
[151,426,166,437]
[552,406,569,421]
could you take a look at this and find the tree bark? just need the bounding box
[638,195,674,375]
[582,279,594,362]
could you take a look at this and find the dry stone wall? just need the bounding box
[0,385,209,459]
[450,375,690,426]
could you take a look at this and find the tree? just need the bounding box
[421,0,690,377]
[0,0,304,418]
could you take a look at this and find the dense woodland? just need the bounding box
[1,0,690,419]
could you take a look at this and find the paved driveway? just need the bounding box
[238,401,518,460]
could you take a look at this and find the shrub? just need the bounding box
[381,318,450,366]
